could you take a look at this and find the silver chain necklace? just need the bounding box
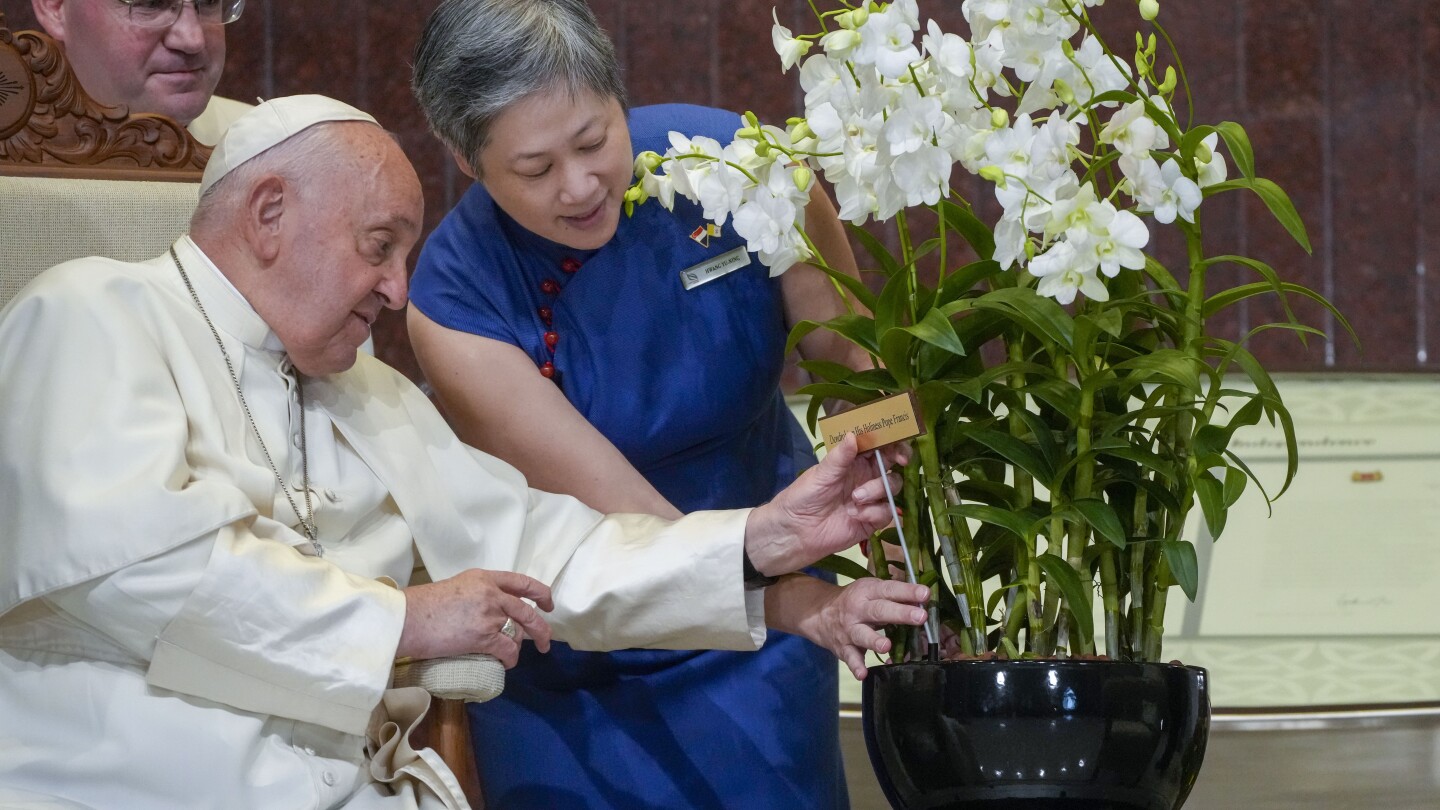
[171,246,323,557]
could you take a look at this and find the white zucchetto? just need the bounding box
[199,95,379,195]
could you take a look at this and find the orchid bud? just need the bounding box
[1053,78,1075,105]
[1139,0,1159,21]
[823,29,861,53]
[744,111,762,129]
[1061,40,1074,59]
[837,10,855,29]
[850,6,869,28]
[755,141,773,157]
[789,120,814,142]
[635,150,664,173]
[1195,139,1214,163]
[738,126,764,141]
[979,165,1007,189]
[990,108,1009,129]
[792,165,813,191]
[624,184,647,204]
[1157,65,1177,94]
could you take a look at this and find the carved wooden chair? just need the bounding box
[0,13,486,808]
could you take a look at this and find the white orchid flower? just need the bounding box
[820,27,862,59]
[1045,183,1113,244]
[1120,155,1201,224]
[855,7,921,79]
[884,90,945,156]
[800,53,846,109]
[1092,209,1150,277]
[992,214,1029,270]
[1029,239,1110,305]
[1064,36,1131,108]
[923,19,974,83]
[636,161,676,210]
[890,142,953,207]
[1100,99,1169,157]
[1193,133,1228,188]
[772,9,812,72]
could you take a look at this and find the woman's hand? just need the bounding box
[744,434,905,576]
[398,569,555,668]
[766,574,930,680]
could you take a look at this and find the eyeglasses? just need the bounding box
[117,0,246,28]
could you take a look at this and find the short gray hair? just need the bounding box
[412,0,626,172]
[190,122,357,231]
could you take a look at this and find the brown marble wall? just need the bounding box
[5,0,1435,378]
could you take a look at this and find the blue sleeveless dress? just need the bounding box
[410,104,846,809]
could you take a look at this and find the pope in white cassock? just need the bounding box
[0,96,930,810]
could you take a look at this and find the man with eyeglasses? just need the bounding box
[30,0,249,145]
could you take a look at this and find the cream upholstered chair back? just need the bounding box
[0,176,199,307]
[0,14,206,309]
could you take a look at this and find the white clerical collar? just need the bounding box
[175,235,288,354]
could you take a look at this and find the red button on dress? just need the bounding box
[561,257,582,274]
[540,279,562,296]
[539,361,556,378]
[538,306,553,326]
[544,331,559,350]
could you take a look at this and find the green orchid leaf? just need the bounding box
[1024,379,1083,422]
[1204,177,1312,254]
[947,503,1035,541]
[1193,395,1264,457]
[1035,552,1095,644]
[915,381,959,427]
[795,360,853,383]
[1194,469,1227,539]
[845,368,900,391]
[846,222,901,280]
[1071,498,1128,548]
[1130,476,1184,514]
[875,268,914,338]
[1011,406,1063,476]
[1094,444,1180,484]
[1178,124,1217,168]
[877,328,914,388]
[1213,121,1257,179]
[811,553,873,583]
[966,427,1057,484]
[937,260,1003,304]
[1162,540,1200,602]
[786,314,878,358]
[897,307,968,357]
[1227,344,1299,497]
[1223,465,1248,507]
[1112,349,1204,395]
[974,287,1076,352]
[935,200,996,260]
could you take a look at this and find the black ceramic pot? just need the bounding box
[861,659,1209,809]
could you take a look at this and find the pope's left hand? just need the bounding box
[744,433,907,576]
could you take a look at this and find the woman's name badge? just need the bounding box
[817,392,925,453]
[680,246,750,290]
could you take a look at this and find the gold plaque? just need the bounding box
[817,391,924,453]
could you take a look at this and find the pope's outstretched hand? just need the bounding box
[743,433,907,578]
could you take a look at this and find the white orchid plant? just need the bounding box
[627,0,1351,663]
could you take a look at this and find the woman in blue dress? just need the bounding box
[408,1,897,807]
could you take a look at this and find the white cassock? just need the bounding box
[0,237,766,810]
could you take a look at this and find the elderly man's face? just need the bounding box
[265,126,425,376]
[33,0,225,125]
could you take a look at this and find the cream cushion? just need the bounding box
[0,176,198,308]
